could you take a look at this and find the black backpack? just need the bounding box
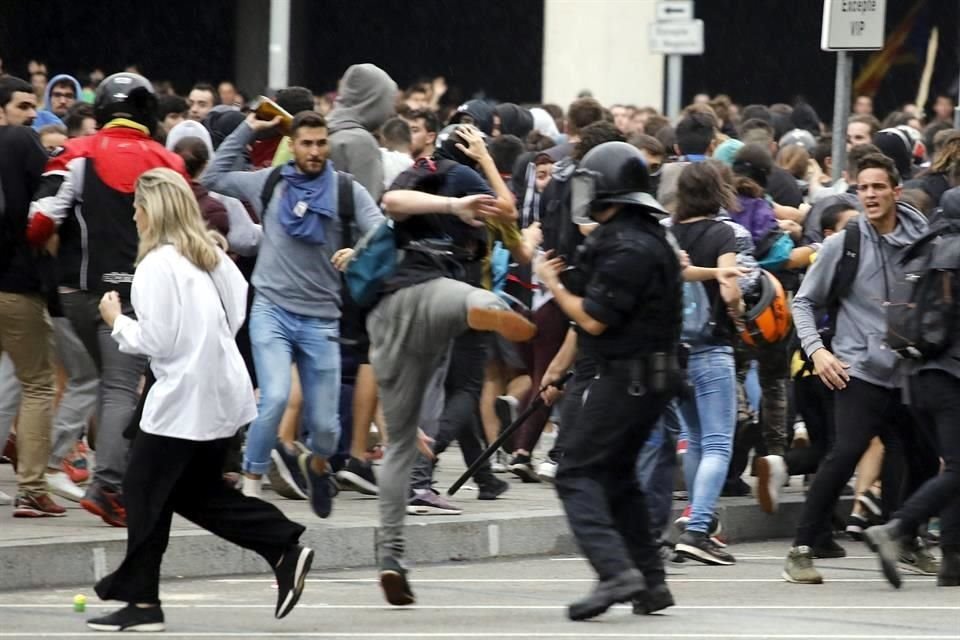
[885,221,960,360]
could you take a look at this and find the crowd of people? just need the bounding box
[0,59,959,630]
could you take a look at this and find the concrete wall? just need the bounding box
[542,0,665,109]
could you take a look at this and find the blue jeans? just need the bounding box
[678,346,736,534]
[243,295,341,475]
[636,401,681,539]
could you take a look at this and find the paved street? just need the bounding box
[0,540,957,638]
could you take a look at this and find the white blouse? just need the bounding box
[111,244,257,441]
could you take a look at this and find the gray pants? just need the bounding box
[0,320,98,467]
[61,291,146,491]
[367,278,502,560]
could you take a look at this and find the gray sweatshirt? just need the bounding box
[326,64,397,202]
[792,203,929,389]
[201,122,384,318]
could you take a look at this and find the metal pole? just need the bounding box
[830,51,852,183]
[268,0,291,91]
[667,54,683,120]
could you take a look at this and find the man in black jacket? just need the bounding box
[0,75,63,517]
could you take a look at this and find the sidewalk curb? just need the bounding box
[0,496,851,591]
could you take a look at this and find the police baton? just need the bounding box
[447,371,573,496]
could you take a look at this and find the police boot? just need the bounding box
[567,568,646,621]
[632,582,675,615]
[939,546,960,587]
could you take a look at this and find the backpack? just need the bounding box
[343,158,462,307]
[678,222,722,346]
[885,221,960,360]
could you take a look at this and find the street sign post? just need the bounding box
[656,0,693,22]
[821,0,887,181]
[650,0,702,119]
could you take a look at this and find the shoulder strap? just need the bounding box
[259,166,284,218]
[827,222,861,307]
[337,171,355,248]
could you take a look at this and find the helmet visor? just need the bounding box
[570,171,598,226]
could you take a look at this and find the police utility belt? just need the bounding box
[595,350,686,397]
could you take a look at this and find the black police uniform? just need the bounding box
[554,206,683,591]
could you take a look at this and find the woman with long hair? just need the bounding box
[87,168,312,632]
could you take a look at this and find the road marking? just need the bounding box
[0,633,957,638]
[549,556,876,561]
[1,604,956,611]
[210,577,934,584]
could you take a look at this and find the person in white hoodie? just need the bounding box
[86,168,312,633]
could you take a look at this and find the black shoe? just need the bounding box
[864,520,903,589]
[272,443,309,499]
[379,556,415,606]
[846,513,868,541]
[298,454,335,519]
[87,604,165,632]
[508,454,540,483]
[812,537,847,559]
[721,478,751,497]
[675,531,736,566]
[568,568,646,621]
[939,548,960,587]
[477,476,509,500]
[335,457,378,496]
[632,582,675,615]
[274,544,314,619]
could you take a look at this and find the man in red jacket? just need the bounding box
[26,73,188,527]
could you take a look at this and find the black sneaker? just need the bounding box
[477,476,509,500]
[508,454,540,483]
[274,544,314,619]
[379,556,415,606]
[632,582,675,615]
[297,454,334,519]
[846,513,868,541]
[272,443,309,500]
[87,604,165,632]
[675,531,736,566]
[812,536,848,559]
[567,568,646,621]
[335,457,379,496]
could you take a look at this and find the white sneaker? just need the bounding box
[0,490,12,506]
[792,421,810,448]
[242,476,264,499]
[46,471,85,502]
[536,458,558,483]
[755,455,788,514]
[491,451,508,474]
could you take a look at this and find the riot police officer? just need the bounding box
[534,141,684,621]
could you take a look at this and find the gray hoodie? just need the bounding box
[327,64,397,202]
[793,202,929,389]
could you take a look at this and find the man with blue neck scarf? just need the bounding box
[202,110,384,519]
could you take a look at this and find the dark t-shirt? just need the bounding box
[0,126,50,293]
[671,218,738,342]
[386,162,494,291]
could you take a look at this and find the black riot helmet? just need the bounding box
[94,73,158,132]
[570,141,667,224]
